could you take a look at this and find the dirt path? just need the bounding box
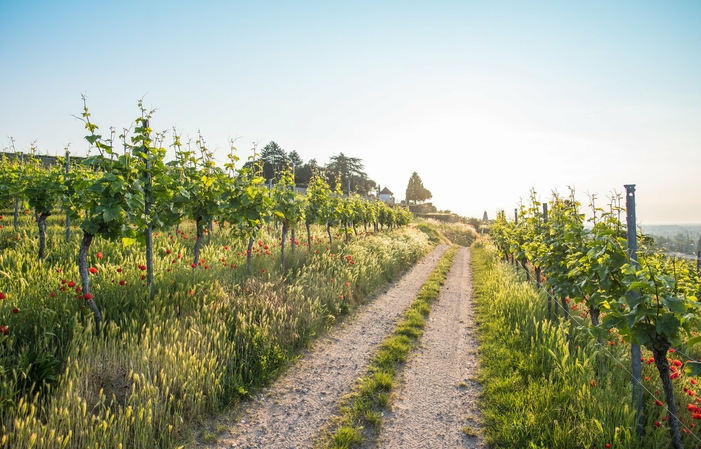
[204,244,449,449]
[377,247,485,449]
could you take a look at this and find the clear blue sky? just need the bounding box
[1,1,699,224]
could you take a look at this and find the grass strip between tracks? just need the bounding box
[317,245,460,449]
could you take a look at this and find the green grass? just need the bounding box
[319,245,460,448]
[0,212,431,449]
[415,218,478,247]
[462,425,479,437]
[414,222,444,244]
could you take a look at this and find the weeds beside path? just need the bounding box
[199,245,450,449]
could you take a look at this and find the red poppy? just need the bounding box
[89,267,98,274]
[67,281,75,288]
[0,325,8,334]
[0,292,5,300]
[84,293,93,300]
[119,280,125,286]
[97,252,103,259]
[50,292,55,297]
[655,399,664,406]
[261,269,266,274]
[117,268,123,273]
[166,249,171,255]
[12,308,19,314]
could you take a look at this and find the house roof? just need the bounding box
[380,187,393,195]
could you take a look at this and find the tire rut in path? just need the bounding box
[206,244,449,449]
[378,247,486,449]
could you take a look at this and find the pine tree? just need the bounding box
[405,172,432,204]
[260,141,289,180]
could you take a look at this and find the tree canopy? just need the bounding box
[247,144,377,193]
[326,152,368,194]
[260,141,289,180]
[405,171,432,204]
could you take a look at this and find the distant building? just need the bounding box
[379,187,395,204]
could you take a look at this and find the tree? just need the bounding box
[294,159,315,187]
[405,172,432,204]
[482,211,489,223]
[351,175,376,196]
[260,141,288,180]
[287,150,305,186]
[288,150,303,168]
[326,153,367,194]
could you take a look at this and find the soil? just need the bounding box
[202,244,451,449]
[377,247,486,448]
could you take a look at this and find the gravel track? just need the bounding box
[205,244,449,449]
[377,247,485,449]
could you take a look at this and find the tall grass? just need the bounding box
[0,212,430,448]
[473,243,701,449]
[414,218,477,246]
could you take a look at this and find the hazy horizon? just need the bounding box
[2,1,699,224]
